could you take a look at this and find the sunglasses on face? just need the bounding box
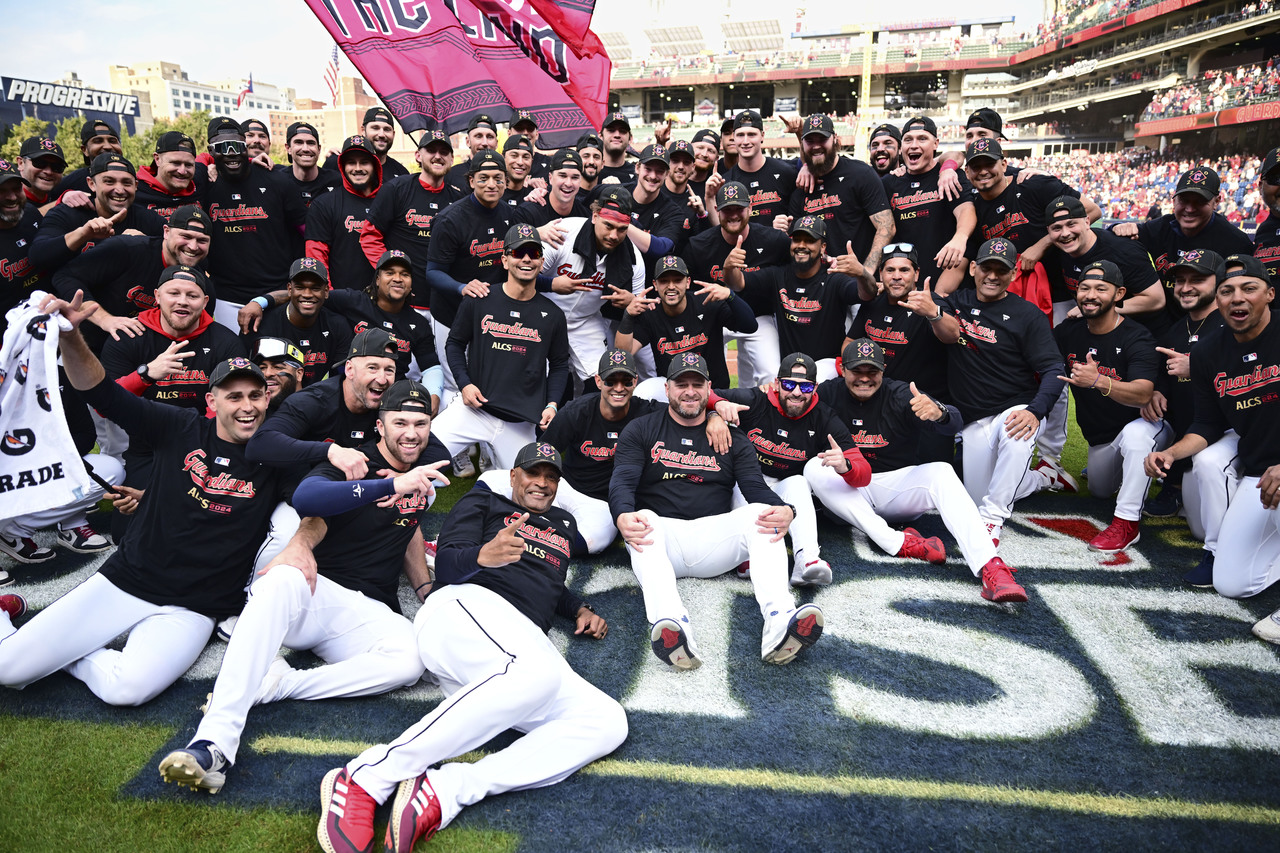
[211,140,247,156]
[510,247,543,260]
[779,378,815,394]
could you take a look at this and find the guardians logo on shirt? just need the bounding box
[182,449,256,499]
[980,211,1029,241]
[649,441,721,472]
[504,511,572,559]
[0,255,33,282]
[403,207,439,230]
[745,429,807,461]
[957,316,999,345]
[480,314,543,342]
[468,236,504,257]
[890,188,942,212]
[779,290,822,314]
[848,429,890,449]
[578,440,616,459]
[863,322,908,346]
[342,215,369,234]
[656,332,708,356]
[208,202,268,222]
[1213,365,1280,397]
[125,285,158,311]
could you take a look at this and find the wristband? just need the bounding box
[941,159,960,172]
[545,401,558,410]
[618,312,636,334]
[253,296,271,311]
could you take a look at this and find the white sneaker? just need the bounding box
[214,615,238,642]
[762,604,825,665]
[790,557,832,587]
[1033,458,1078,493]
[1252,608,1280,645]
[451,448,476,478]
[56,524,111,553]
[650,618,701,670]
[477,443,495,473]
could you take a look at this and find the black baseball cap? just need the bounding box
[576,133,604,153]
[89,152,135,177]
[551,149,583,172]
[81,120,118,144]
[1176,166,1221,200]
[156,131,196,155]
[349,328,399,360]
[1081,260,1123,288]
[734,110,764,131]
[168,204,211,234]
[514,441,563,473]
[654,255,688,278]
[1262,147,1280,182]
[598,185,633,217]
[1221,253,1272,286]
[207,116,243,142]
[469,149,506,174]
[1171,248,1225,277]
[19,138,65,166]
[790,215,826,240]
[1045,195,1088,222]
[0,159,30,187]
[209,356,266,389]
[156,264,209,293]
[417,129,451,150]
[869,123,901,144]
[598,348,639,379]
[966,108,1004,136]
[638,144,669,166]
[512,109,538,130]
[800,114,835,139]
[376,249,412,271]
[778,352,817,381]
[289,256,329,283]
[503,134,534,154]
[881,242,919,268]
[716,181,750,210]
[901,116,938,138]
[691,129,720,147]
[965,137,1003,163]
[253,337,305,368]
[842,338,886,371]
[666,351,710,380]
[380,379,432,414]
[602,111,630,131]
[504,222,542,252]
[339,136,376,164]
[720,118,735,135]
[667,140,694,161]
[467,114,497,134]
[975,238,1017,269]
[241,118,269,137]
[287,122,320,143]
[363,107,395,127]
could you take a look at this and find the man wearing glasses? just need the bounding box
[16,137,66,213]
[203,116,307,332]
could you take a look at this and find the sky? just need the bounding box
[3,0,1047,100]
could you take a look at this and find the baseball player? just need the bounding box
[599,111,637,185]
[274,121,341,209]
[1145,255,1280,610]
[158,380,448,794]
[511,109,553,178]
[432,224,570,468]
[500,134,538,207]
[251,336,306,413]
[711,353,871,586]
[0,158,46,335]
[443,113,499,188]
[316,441,624,853]
[15,137,66,211]
[867,123,902,177]
[724,110,796,224]
[576,133,605,192]
[53,119,122,198]
[0,292,294,704]
[322,106,410,180]
[1255,148,1280,280]
[134,132,207,220]
[609,352,823,670]
[305,136,383,290]
[903,238,1067,544]
[660,140,711,238]
[810,338,1027,602]
[1053,261,1166,553]
[512,149,591,228]
[618,254,757,397]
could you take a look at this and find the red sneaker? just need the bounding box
[1034,459,1078,493]
[0,593,27,621]
[980,558,1027,603]
[897,527,947,564]
[318,767,375,853]
[734,561,750,579]
[1088,517,1140,553]
[386,771,442,852]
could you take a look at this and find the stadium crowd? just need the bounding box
[1,101,1279,851]
[1142,57,1280,119]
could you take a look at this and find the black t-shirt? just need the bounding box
[599,162,635,185]
[683,222,792,317]
[1054,317,1160,445]
[725,157,797,224]
[434,489,581,634]
[1133,214,1255,322]
[102,317,246,411]
[936,288,1064,422]
[630,290,750,387]
[306,186,378,290]
[1187,318,1280,476]
[1059,229,1164,331]
[627,185,690,273]
[715,387,854,479]
[609,410,784,520]
[304,440,435,611]
[1254,215,1280,281]
[1156,310,1225,436]
[512,196,591,228]
[29,202,165,273]
[658,184,708,240]
[742,265,864,360]
[540,394,662,501]
[273,164,342,208]
[81,378,296,618]
[855,292,950,400]
[788,155,891,260]
[501,185,537,209]
[968,173,1078,301]
[818,376,953,473]
[881,164,973,287]
[0,207,45,334]
[325,289,437,379]
[247,374,381,468]
[205,166,308,303]
[367,173,467,309]
[425,195,512,327]
[446,286,570,423]
[249,305,353,387]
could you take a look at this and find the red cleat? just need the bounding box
[897,527,947,564]
[980,558,1027,603]
[318,767,376,853]
[734,560,750,579]
[0,593,27,621]
[1089,517,1141,553]
[1034,459,1078,493]
[386,771,442,852]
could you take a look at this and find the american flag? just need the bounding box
[324,46,340,106]
[237,74,254,108]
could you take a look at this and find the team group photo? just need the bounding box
[2,0,1280,850]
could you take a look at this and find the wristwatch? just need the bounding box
[136,363,154,384]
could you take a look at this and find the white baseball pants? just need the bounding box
[726,316,780,387]
[431,401,534,470]
[1183,432,1239,549]
[960,405,1045,526]
[1211,477,1280,599]
[732,473,822,566]
[1085,419,1173,521]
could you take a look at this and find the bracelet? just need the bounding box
[927,306,944,323]
[414,581,432,594]
[545,401,558,410]
[253,296,271,311]
[1089,373,1100,389]
[940,159,960,171]
[1102,376,1113,397]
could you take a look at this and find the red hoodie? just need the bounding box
[306,149,382,267]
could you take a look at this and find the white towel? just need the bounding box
[0,291,92,522]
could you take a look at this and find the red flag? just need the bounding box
[303,0,612,148]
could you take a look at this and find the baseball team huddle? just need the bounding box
[0,100,1278,852]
